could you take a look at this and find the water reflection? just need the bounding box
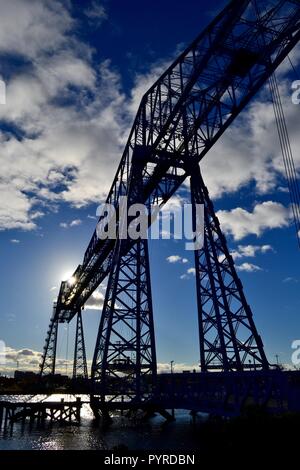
[0,395,205,450]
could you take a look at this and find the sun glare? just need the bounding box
[61,271,76,285]
[67,276,76,286]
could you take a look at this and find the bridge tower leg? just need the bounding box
[73,309,88,380]
[91,236,157,408]
[40,304,59,376]
[190,164,269,372]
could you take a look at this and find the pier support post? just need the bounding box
[0,405,3,430]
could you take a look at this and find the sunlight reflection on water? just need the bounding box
[0,395,206,450]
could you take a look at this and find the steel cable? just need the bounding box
[269,72,300,248]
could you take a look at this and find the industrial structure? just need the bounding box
[40,0,300,418]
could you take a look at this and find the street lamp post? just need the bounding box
[170,360,175,418]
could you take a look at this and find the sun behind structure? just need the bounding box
[61,271,76,286]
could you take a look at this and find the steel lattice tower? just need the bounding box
[92,238,156,401]
[92,148,157,402]
[73,309,88,380]
[40,304,59,375]
[190,165,268,371]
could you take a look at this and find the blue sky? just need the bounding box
[0,0,299,375]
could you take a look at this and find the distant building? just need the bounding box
[14,370,38,381]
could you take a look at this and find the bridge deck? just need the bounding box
[1,370,300,418]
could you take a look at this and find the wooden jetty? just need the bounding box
[0,397,83,429]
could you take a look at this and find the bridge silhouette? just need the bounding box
[36,0,300,421]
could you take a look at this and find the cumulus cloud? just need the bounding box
[231,244,274,260]
[217,201,291,240]
[84,290,105,310]
[0,345,75,375]
[18,349,35,356]
[180,267,196,280]
[236,262,263,273]
[0,343,200,376]
[0,0,128,231]
[0,185,42,231]
[2,346,41,372]
[201,73,300,199]
[128,58,173,117]
[0,0,74,60]
[60,219,82,229]
[157,362,199,373]
[166,255,188,264]
[0,0,298,240]
[187,267,196,275]
[0,54,127,228]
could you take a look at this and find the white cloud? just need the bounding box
[166,255,188,264]
[0,345,78,375]
[84,1,107,28]
[59,218,82,229]
[0,184,44,231]
[187,267,196,275]
[2,346,42,372]
[231,244,274,260]
[167,255,181,263]
[236,262,263,273]
[180,267,196,280]
[157,362,199,374]
[0,343,200,376]
[84,290,104,310]
[0,1,298,238]
[283,277,298,283]
[10,239,20,244]
[161,194,187,214]
[0,0,74,60]
[201,74,300,199]
[217,201,291,240]
[0,1,127,231]
[70,219,82,227]
[128,58,173,117]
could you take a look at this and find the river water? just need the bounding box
[0,396,205,450]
